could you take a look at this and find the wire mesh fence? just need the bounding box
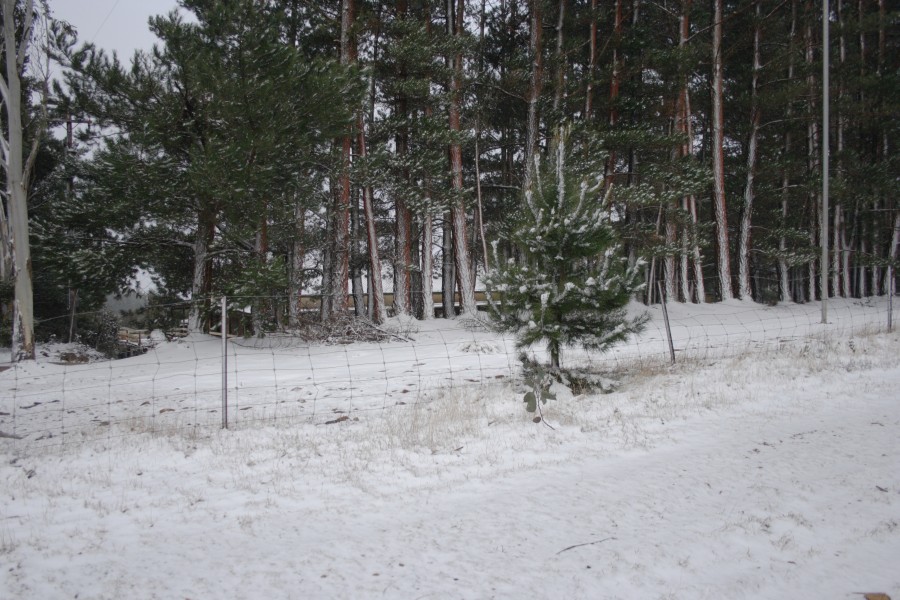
[0,293,895,451]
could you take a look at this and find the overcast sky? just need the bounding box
[50,0,181,59]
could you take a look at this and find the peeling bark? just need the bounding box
[3,0,40,360]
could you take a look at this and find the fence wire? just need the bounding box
[0,295,894,451]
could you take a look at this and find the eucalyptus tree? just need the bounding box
[1,0,54,359]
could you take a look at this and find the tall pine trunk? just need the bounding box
[188,207,215,333]
[887,212,900,295]
[834,0,847,296]
[664,213,677,301]
[448,0,477,317]
[289,199,305,327]
[779,0,798,303]
[738,0,762,301]
[879,0,894,296]
[253,201,270,333]
[805,0,820,302]
[859,219,868,297]
[442,213,455,317]
[871,0,887,296]
[350,189,366,316]
[552,0,566,114]
[357,114,385,323]
[855,0,867,297]
[711,0,733,300]
[606,0,623,183]
[676,0,704,303]
[393,0,413,316]
[421,213,435,319]
[585,0,597,119]
[325,0,355,319]
[523,0,543,196]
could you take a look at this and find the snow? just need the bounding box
[1,298,898,599]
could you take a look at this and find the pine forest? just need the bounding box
[1,0,897,360]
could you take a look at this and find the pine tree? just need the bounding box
[66,0,358,332]
[486,127,646,370]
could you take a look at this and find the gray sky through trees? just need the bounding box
[50,0,180,58]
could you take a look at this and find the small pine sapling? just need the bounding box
[485,126,647,371]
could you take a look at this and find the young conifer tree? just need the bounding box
[485,127,647,370]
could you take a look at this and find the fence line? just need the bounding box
[1,295,895,450]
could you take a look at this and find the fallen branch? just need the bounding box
[556,537,616,555]
[362,320,414,343]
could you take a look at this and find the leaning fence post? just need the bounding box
[221,296,228,429]
[888,265,894,333]
[657,282,676,365]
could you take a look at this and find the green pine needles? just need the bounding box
[485,127,648,370]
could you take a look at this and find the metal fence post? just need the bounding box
[657,282,676,365]
[889,266,894,333]
[222,296,228,429]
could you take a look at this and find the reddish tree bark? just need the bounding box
[448,0,476,316]
[393,0,413,316]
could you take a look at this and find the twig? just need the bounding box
[556,537,616,555]
[536,399,556,430]
[323,415,350,425]
[0,430,24,440]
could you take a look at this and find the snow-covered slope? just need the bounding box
[0,299,897,599]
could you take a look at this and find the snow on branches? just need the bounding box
[485,127,647,369]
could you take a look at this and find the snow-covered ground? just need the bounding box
[1,297,892,445]
[1,298,898,598]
